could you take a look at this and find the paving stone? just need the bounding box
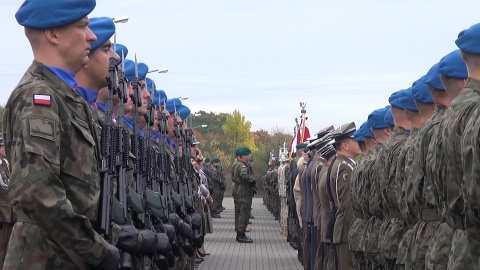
[197,197,303,270]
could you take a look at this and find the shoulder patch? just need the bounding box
[28,116,56,141]
[33,94,52,106]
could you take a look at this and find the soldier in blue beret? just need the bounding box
[3,0,128,269]
[438,50,468,101]
[405,59,460,268]
[436,22,480,269]
[75,17,118,106]
[115,43,128,65]
[231,146,255,243]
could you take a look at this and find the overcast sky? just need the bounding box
[1,0,479,134]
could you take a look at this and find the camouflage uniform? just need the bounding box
[396,128,419,269]
[362,144,384,270]
[278,162,289,232]
[425,112,453,270]
[231,159,256,233]
[376,126,409,269]
[0,154,12,269]
[271,168,280,220]
[348,153,370,270]
[3,62,109,269]
[440,78,479,269]
[210,165,225,215]
[407,106,446,270]
[459,78,480,269]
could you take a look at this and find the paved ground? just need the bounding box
[197,197,303,270]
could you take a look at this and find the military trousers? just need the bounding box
[0,222,13,270]
[280,196,288,231]
[447,229,474,270]
[425,222,452,270]
[336,242,353,270]
[409,219,440,270]
[210,186,222,214]
[233,194,253,232]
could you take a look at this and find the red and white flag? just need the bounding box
[33,94,52,106]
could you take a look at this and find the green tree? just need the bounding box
[222,110,257,160]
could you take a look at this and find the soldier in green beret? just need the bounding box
[232,147,256,243]
[210,158,225,218]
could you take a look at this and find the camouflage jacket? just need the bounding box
[377,126,409,216]
[442,78,480,216]
[397,128,419,225]
[368,144,385,219]
[3,61,108,268]
[231,159,255,196]
[410,105,446,219]
[359,147,380,220]
[462,79,480,226]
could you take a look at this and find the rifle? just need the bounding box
[99,46,134,269]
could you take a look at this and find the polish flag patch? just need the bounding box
[33,94,52,106]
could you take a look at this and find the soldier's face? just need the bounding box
[56,17,97,73]
[0,146,5,158]
[345,138,362,157]
[86,40,119,90]
[124,82,134,113]
[137,80,150,115]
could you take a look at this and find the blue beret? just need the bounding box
[354,122,367,142]
[412,80,434,104]
[367,107,389,129]
[152,90,167,108]
[438,50,468,79]
[16,0,96,29]
[165,98,182,114]
[235,146,251,156]
[116,44,128,65]
[421,63,444,90]
[178,105,191,120]
[89,17,115,52]
[384,107,394,126]
[400,88,419,111]
[145,78,156,94]
[124,60,149,81]
[138,63,149,81]
[389,90,405,109]
[456,23,480,54]
[124,59,135,81]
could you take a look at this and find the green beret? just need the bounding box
[204,158,211,162]
[268,164,274,168]
[212,158,220,163]
[274,161,280,166]
[235,146,251,156]
[296,142,308,149]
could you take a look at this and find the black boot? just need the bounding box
[236,231,253,243]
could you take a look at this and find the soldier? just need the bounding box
[293,144,309,267]
[289,142,306,259]
[356,120,380,270]
[278,153,290,236]
[348,122,371,270]
[326,122,360,270]
[272,161,281,221]
[316,139,337,270]
[375,91,411,269]
[232,146,256,243]
[364,107,391,270]
[2,0,128,269]
[407,63,454,269]
[460,24,480,269]
[210,158,225,218]
[427,50,468,269]
[395,87,424,269]
[443,23,480,269]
